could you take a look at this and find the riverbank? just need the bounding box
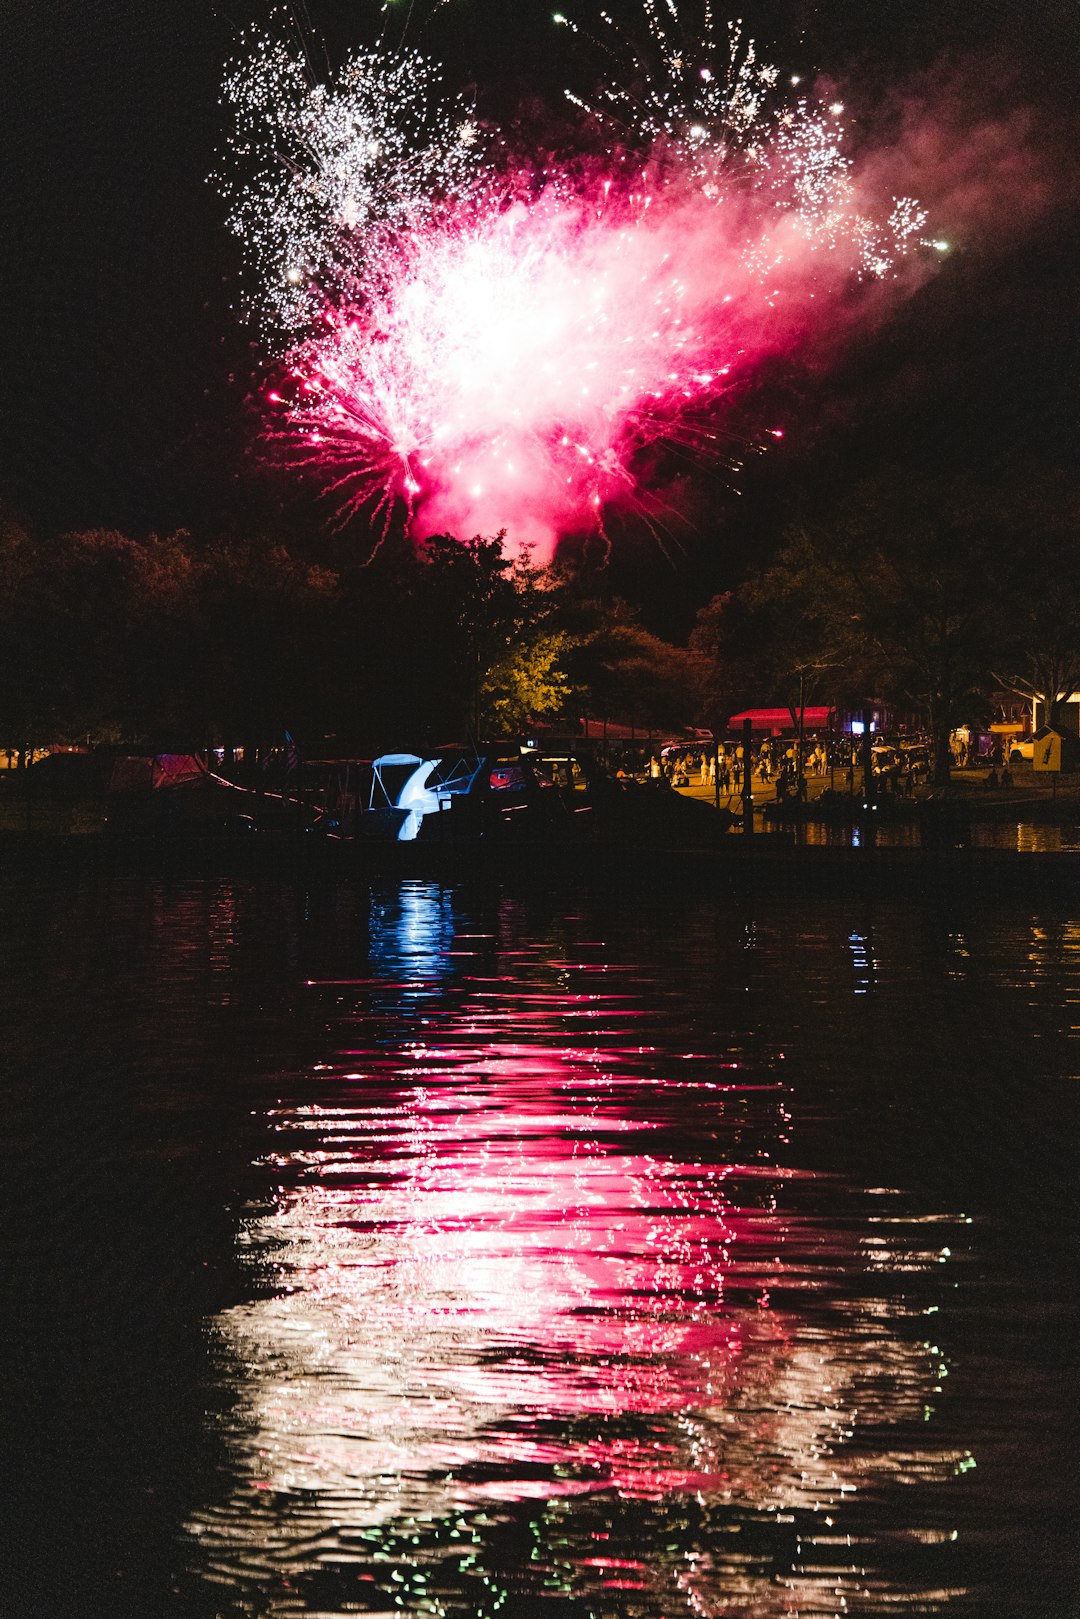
[677,761,1080,821]
[1,758,1078,889]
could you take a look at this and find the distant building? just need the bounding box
[1031,693,1080,736]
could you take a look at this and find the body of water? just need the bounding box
[801,821,1080,852]
[0,868,1077,1617]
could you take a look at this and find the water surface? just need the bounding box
[0,871,1076,1617]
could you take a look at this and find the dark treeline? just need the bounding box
[1,462,1077,783]
[693,466,1080,782]
[0,517,702,760]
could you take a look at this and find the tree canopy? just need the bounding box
[1,466,1076,773]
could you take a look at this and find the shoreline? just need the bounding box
[1,827,1079,895]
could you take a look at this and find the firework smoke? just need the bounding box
[221,9,934,555]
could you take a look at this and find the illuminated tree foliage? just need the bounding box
[481,631,574,732]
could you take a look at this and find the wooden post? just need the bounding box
[742,717,754,835]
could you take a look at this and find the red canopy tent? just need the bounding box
[726,707,833,735]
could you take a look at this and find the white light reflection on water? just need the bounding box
[188,884,972,1616]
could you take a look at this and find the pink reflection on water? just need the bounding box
[207,1033,948,1530]
[183,892,971,1613]
[230,1055,741,1500]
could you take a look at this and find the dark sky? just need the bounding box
[1,0,1076,617]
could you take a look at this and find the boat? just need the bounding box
[322,742,723,850]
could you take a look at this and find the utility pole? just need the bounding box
[796,668,806,803]
[861,708,875,811]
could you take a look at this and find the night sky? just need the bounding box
[2,0,1077,623]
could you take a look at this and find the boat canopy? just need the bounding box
[369,754,441,840]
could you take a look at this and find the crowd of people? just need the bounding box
[602,728,1032,804]
[611,737,840,800]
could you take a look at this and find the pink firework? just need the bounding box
[226,18,931,556]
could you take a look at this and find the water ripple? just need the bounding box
[186,883,993,1617]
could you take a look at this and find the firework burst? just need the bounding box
[218,30,485,332]
[221,8,931,555]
